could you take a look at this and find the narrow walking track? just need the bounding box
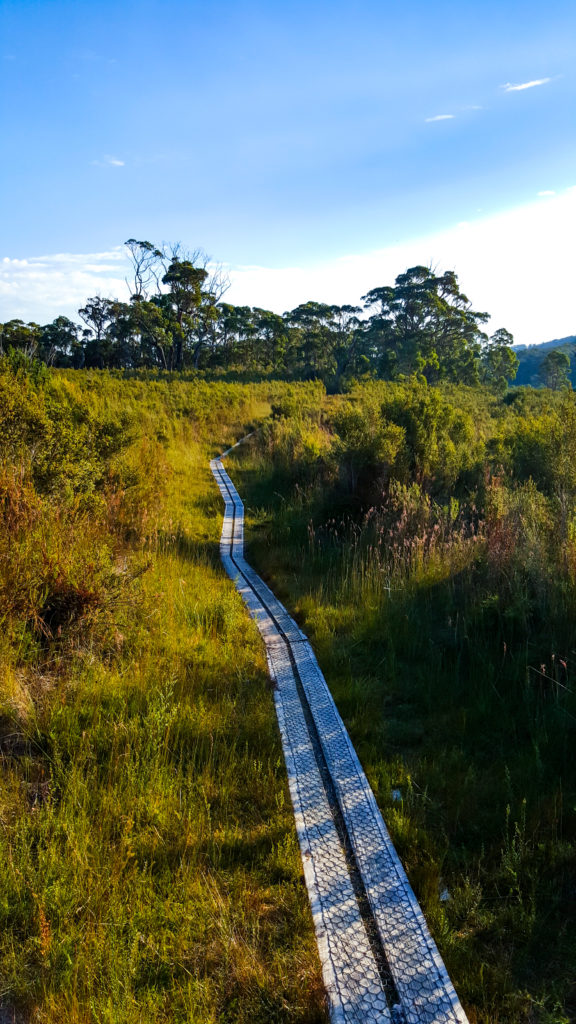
[210,444,470,1024]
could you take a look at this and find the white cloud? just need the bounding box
[502,78,551,92]
[425,114,455,122]
[40,250,127,265]
[92,155,125,167]
[0,249,132,323]
[537,190,556,196]
[226,187,576,347]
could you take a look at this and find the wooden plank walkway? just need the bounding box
[210,448,470,1024]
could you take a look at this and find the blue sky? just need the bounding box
[1,0,575,343]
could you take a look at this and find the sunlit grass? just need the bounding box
[0,373,327,1023]
[5,369,576,1023]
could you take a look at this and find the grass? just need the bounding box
[0,371,327,1023]
[4,369,576,1023]
[230,383,576,1024]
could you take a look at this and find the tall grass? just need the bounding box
[233,381,576,1024]
[0,367,327,1023]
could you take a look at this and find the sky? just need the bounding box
[1,0,575,346]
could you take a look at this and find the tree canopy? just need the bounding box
[0,242,521,389]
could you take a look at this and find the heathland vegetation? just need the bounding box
[0,365,328,1023]
[231,380,576,1023]
[1,250,575,1022]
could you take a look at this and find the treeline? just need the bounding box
[0,239,519,389]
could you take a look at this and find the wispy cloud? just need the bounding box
[537,190,556,196]
[501,78,550,92]
[92,155,125,167]
[425,114,454,122]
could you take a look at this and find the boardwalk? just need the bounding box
[210,448,470,1024]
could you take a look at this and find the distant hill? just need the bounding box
[513,335,576,387]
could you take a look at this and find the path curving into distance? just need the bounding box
[211,440,470,1024]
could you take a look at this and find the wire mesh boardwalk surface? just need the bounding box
[210,447,470,1024]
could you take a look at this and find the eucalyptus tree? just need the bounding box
[123,240,229,370]
[78,297,117,345]
[329,304,364,387]
[79,297,130,368]
[124,238,165,298]
[539,349,572,390]
[160,258,220,370]
[218,305,259,368]
[0,319,42,358]
[217,303,245,363]
[284,301,340,378]
[253,309,292,371]
[363,266,489,382]
[38,316,82,366]
[480,328,518,390]
[128,296,174,370]
[213,305,291,372]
